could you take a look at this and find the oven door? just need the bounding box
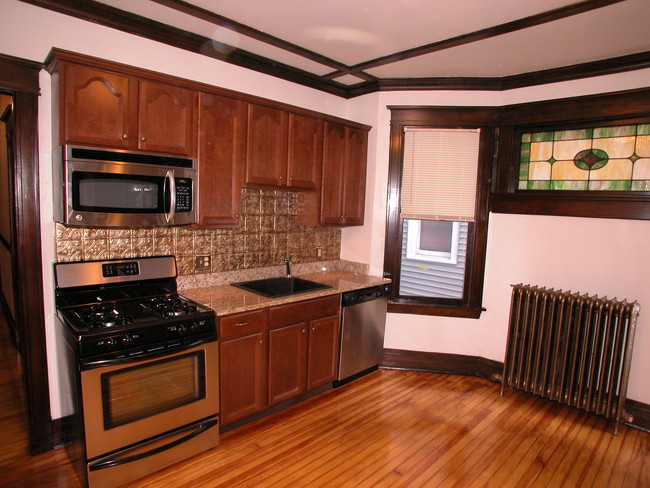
[63,159,195,227]
[80,340,219,461]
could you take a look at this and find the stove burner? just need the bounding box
[80,303,134,329]
[145,296,199,318]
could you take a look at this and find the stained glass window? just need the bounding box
[518,124,650,191]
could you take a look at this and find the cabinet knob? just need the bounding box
[141,136,147,142]
[302,328,306,333]
[289,177,293,181]
[259,340,264,344]
[122,133,128,140]
[278,176,283,180]
[235,214,240,218]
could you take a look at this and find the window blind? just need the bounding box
[401,127,480,222]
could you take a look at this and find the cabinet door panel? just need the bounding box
[307,315,340,390]
[63,63,132,148]
[138,79,196,156]
[268,323,307,405]
[320,123,346,224]
[288,114,323,190]
[196,93,246,228]
[220,333,266,425]
[341,128,368,226]
[246,104,289,187]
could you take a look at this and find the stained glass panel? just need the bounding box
[518,124,650,191]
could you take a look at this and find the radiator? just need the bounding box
[500,284,640,433]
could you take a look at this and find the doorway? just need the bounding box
[0,53,51,454]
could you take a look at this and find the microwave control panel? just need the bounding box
[175,178,193,212]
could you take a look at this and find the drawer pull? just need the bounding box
[235,321,251,327]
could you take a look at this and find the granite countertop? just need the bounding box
[180,270,390,316]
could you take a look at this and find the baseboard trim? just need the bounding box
[381,348,650,431]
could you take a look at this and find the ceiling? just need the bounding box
[22,0,650,98]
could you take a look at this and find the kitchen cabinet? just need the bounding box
[297,123,368,226]
[245,106,323,190]
[219,294,340,425]
[320,123,368,226]
[195,93,247,228]
[268,295,340,405]
[55,60,197,156]
[218,309,267,425]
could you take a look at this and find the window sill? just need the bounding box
[387,301,484,319]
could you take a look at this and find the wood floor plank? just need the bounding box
[1,310,648,488]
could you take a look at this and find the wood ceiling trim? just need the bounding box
[148,0,380,82]
[19,0,351,97]
[325,0,627,81]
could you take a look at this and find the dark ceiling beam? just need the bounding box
[149,0,377,82]
[18,0,350,97]
[324,0,627,81]
[346,50,650,98]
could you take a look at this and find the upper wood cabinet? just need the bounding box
[195,92,247,228]
[245,105,323,190]
[55,60,197,156]
[306,123,368,226]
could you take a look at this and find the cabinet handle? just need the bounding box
[122,133,128,140]
[259,340,264,344]
[235,214,240,218]
[235,321,251,327]
[141,136,147,142]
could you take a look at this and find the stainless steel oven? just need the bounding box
[53,145,196,227]
[55,256,219,488]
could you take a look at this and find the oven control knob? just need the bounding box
[177,324,187,334]
[100,337,115,348]
[119,334,131,345]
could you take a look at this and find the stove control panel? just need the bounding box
[102,261,140,277]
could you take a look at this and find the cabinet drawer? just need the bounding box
[269,294,340,329]
[219,309,266,340]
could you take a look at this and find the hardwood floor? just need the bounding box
[1,312,648,488]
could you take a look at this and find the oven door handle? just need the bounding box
[81,336,217,369]
[88,418,219,472]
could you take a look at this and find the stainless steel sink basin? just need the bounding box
[231,277,331,298]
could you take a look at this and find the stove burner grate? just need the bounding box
[80,303,134,329]
[145,296,199,318]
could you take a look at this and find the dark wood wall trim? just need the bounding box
[0,58,52,454]
[381,348,650,431]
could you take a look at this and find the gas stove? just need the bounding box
[55,256,216,362]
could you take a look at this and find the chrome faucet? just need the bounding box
[283,255,293,278]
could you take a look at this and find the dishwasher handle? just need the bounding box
[342,284,390,307]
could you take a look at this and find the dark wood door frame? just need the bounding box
[0,53,52,454]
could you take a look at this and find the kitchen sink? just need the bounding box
[231,277,331,298]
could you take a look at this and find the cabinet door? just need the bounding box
[245,104,289,187]
[137,79,197,156]
[307,315,340,390]
[320,123,346,224]
[341,128,368,226]
[268,322,307,405]
[195,93,246,228]
[287,114,323,190]
[62,63,134,148]
[220,332,266,425]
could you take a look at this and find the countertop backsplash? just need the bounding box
[54,188,342,275]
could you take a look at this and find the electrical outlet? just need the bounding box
[195,254,211,270]
[316,247,323,258]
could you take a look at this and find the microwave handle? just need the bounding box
[164,170,176,223]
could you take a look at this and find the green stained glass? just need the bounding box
[531,132,554,142]
[519,123,647,192]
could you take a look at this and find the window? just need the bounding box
[384,107,497,318]
[405,220,461,265]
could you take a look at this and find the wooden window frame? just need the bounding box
[384,107,498,318]
[492,88,650,220]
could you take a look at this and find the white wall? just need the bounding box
[1,0,649,416]
[343,70,650,404]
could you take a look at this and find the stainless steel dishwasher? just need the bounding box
[336,284,390,385]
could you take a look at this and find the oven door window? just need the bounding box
[72,171,169,214]
[101,351,206,429]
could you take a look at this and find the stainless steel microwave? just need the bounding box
[53,145,197,227]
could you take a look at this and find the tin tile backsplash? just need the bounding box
[55,189,341,275]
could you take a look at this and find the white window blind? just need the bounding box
[401,127,480,222]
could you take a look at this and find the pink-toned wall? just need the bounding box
[2,0,649,415]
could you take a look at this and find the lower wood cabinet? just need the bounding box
[218,294,340,426]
